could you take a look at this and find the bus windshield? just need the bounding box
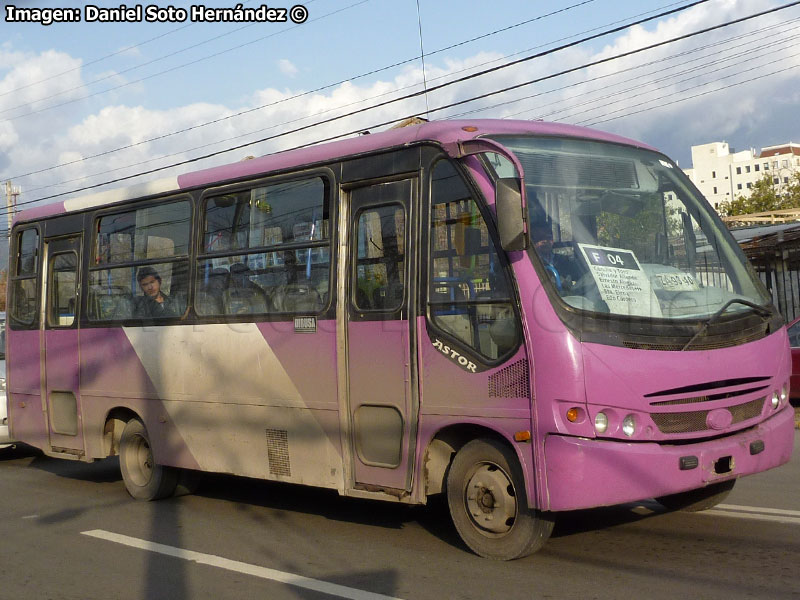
[489,136,770,320]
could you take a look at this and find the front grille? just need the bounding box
[649,385,769,406]
[651,397,765,434]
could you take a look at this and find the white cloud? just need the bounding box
[277,59,298,77]
[4,0,800,206]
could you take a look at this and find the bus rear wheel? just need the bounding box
[119,418,178,501]
[446,438,553,560]
[656,479,735,512]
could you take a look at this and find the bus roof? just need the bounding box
[16,119,654,224]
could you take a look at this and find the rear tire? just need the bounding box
[119,418,178,501]
[656,479,735,512]
[446,438,553,560]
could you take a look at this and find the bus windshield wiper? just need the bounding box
[681,299,772,351]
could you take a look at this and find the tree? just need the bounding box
[719,171,800,216]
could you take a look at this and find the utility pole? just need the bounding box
[4,180,19,233]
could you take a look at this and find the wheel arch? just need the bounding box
[102,407,141,457]
[423,424,524,498]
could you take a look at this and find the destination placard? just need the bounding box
[578,244,662,318]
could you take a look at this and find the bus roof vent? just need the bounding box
[488,359,530,398]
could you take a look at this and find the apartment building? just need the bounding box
[683,141,800,211]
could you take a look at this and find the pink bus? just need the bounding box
[6,120,795,559]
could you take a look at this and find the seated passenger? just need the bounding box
[134,266,180,318]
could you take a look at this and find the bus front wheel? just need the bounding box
[446,438,553,560]
[119,418,178,501]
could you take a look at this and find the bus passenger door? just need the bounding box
[42,235,85,456]
[346,178,418,491]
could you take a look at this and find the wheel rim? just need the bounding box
[464,461,517,536]
[125,433,154,488]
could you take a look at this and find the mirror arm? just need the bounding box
[443,138,527,225]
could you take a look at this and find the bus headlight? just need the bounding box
[780,385,788,403]
[594,412,608,434]
[622,415,636,437]
[771,391,780,409]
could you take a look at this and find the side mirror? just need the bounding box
[496,177,528,252]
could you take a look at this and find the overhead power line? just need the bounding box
[0,0,343,122]
[8,0,800,216]
[449,17,800,121]
[4,0,598,181]
[25,15,800,199]
[0,22,193,100]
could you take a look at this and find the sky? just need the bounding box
[2,0,800,220]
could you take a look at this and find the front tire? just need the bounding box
[119,418,178,501]
[446,438,553,560]
[656,479,735,512]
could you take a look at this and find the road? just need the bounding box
[1,432,798,600]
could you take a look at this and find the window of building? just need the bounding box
[755,164,760,172]
[89,199,192,321]
[745,165,751,173]
[774,177,780,184]
[782,160,789,168]
[737,183,742,190]
[712,170,716,178]
[713,186,718,194]
[736,167,742,174]
[773,161,779,169]
[764,163,769,170]
[746,183,752,189]
[784,177,789,184]
[196,177,330,316]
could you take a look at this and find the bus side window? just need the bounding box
[196,176,330,317]
[427,160,520,361]
[354,204,405,312]
[88,199,191,322]
[10,228,40,327]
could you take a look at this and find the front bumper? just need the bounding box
[543,404,795,511]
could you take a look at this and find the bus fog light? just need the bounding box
[622,415,636,437]
[566,407,580,423]
[771,391,780,409]
[594,412,608,434]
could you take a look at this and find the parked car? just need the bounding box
[787,316,800,401]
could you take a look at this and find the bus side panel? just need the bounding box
[79,327,201,470]
[80,322,343,488]
[416,322,537,505]
[7,328,48,448]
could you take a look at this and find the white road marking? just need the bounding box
[703,504,800,525]
[82,529,405,600]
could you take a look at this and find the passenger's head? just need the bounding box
[137,266,162,298]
